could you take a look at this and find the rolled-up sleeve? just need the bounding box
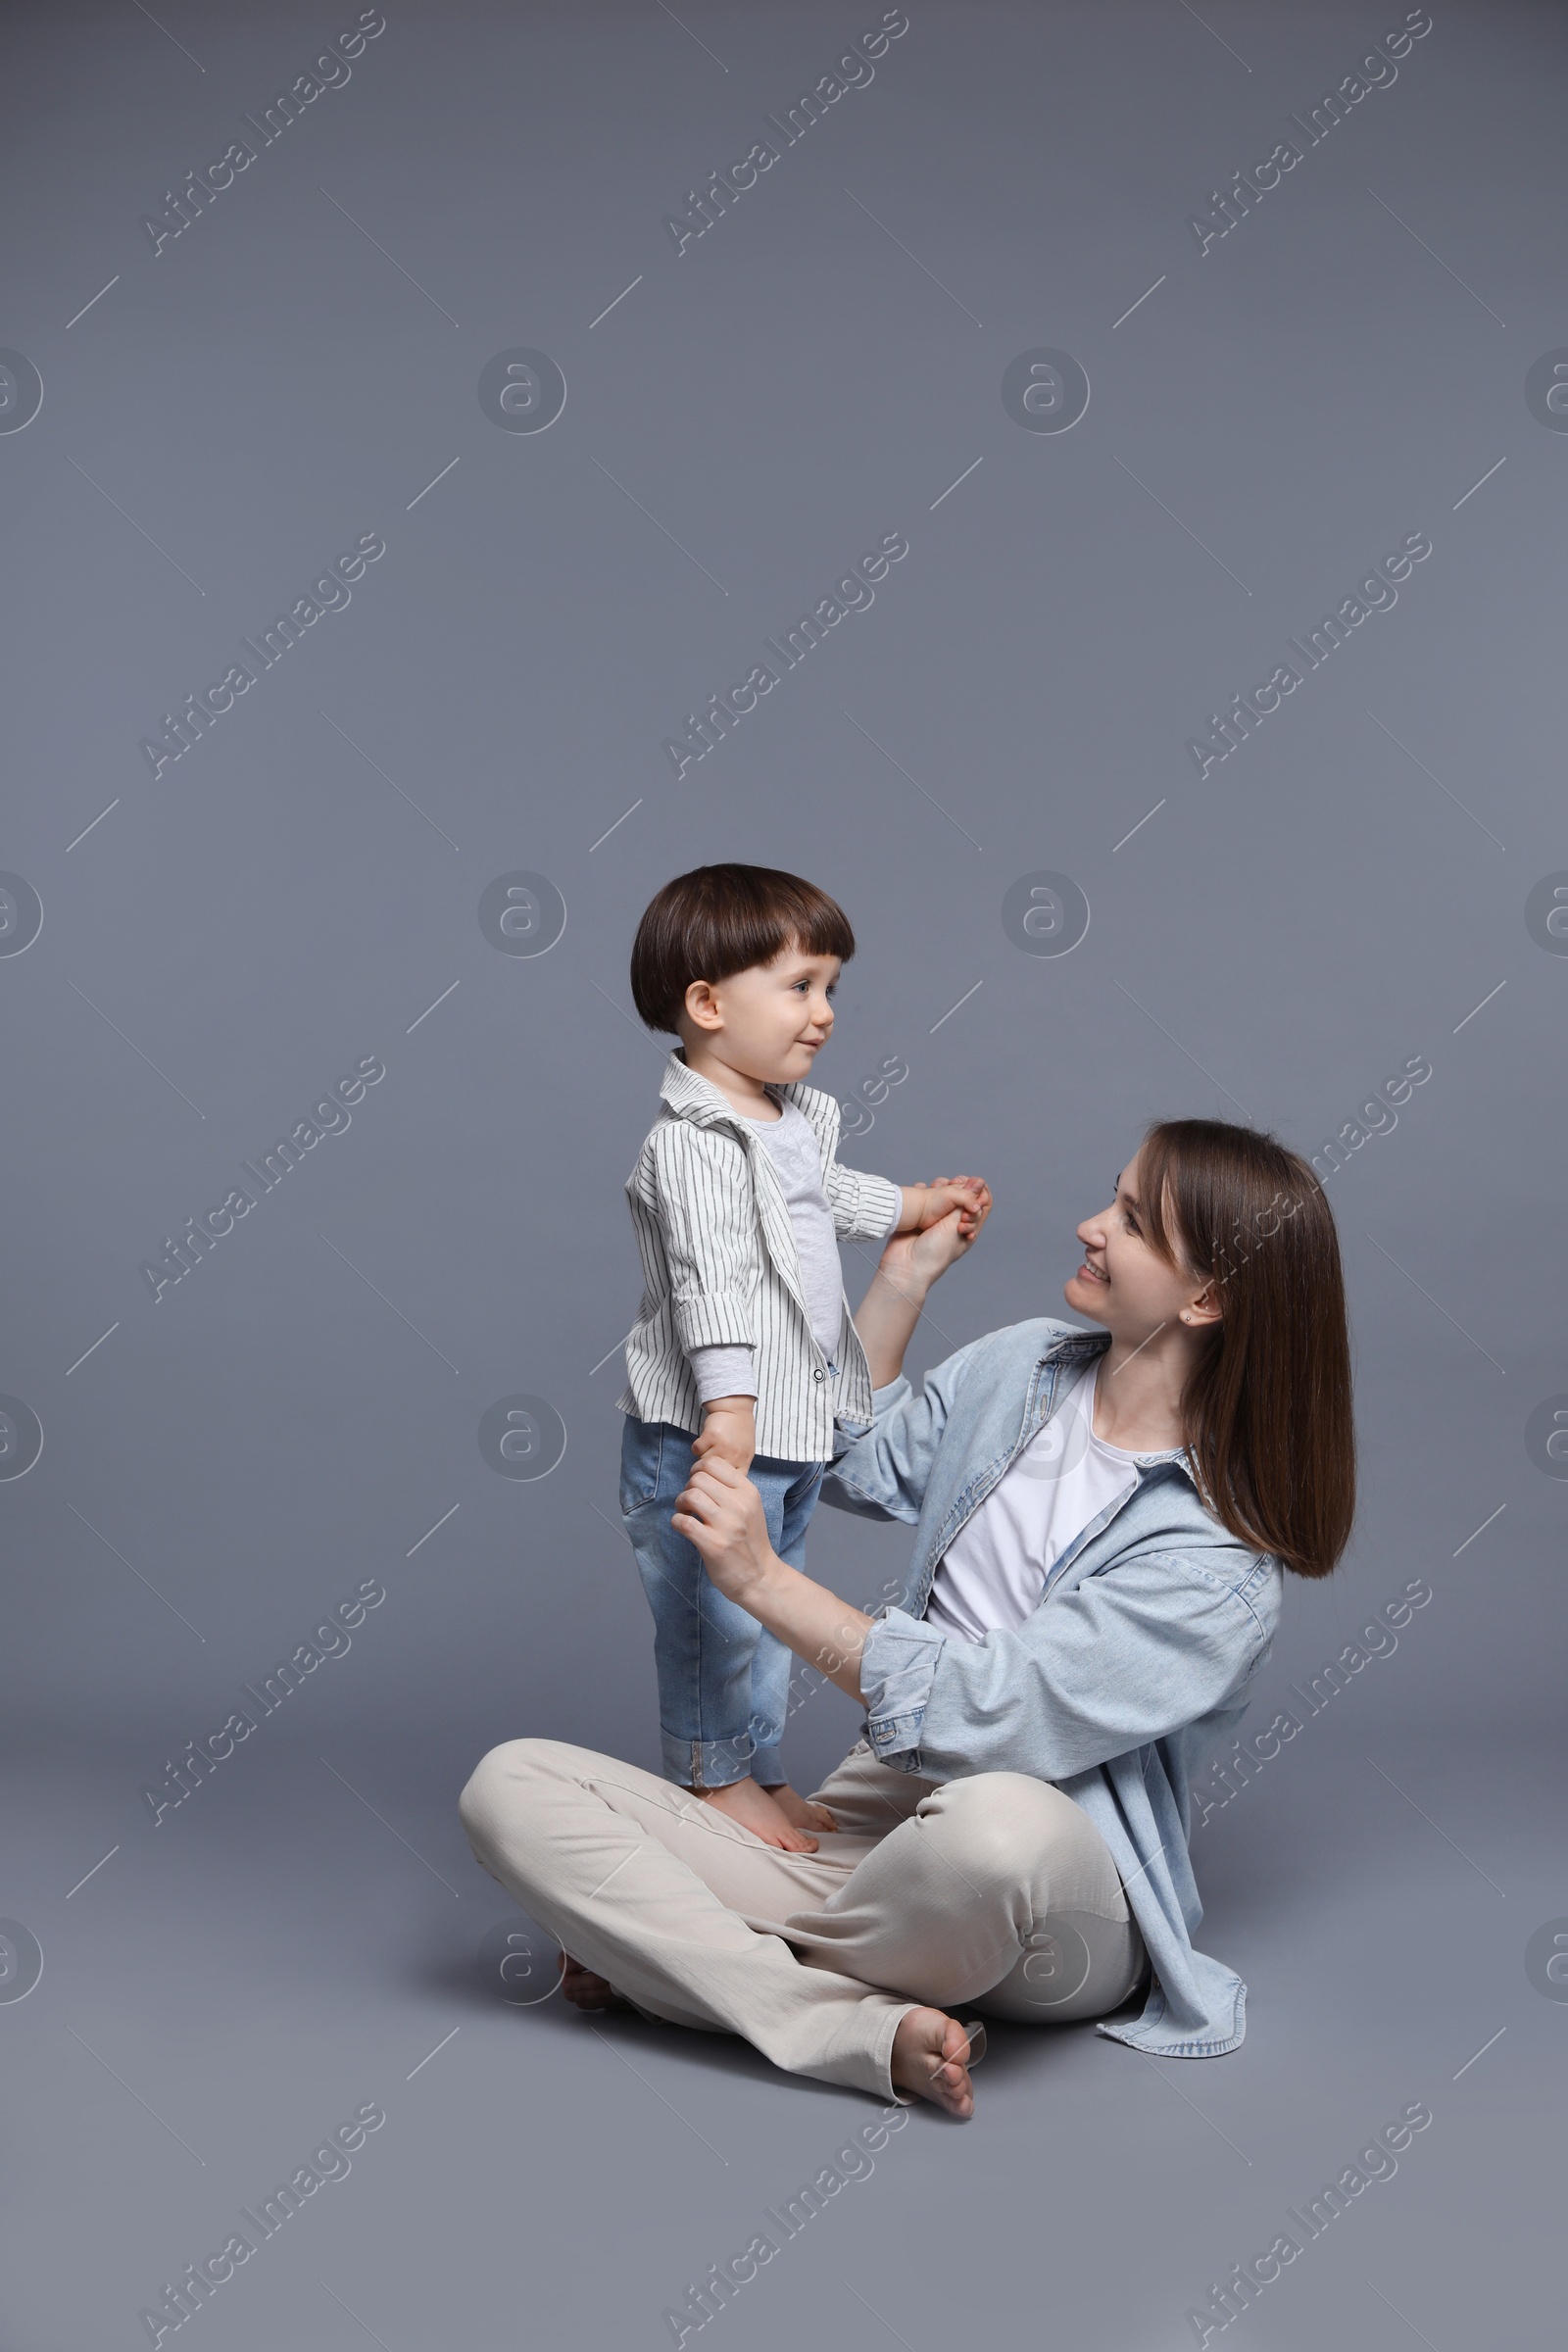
[689,1342,758,1403]
[881,1557,1272,1783]
[652,1122,759,1352]
[858,1607,948,1768]
[822,1157,902,1243]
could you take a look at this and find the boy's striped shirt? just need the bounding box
[616,1050,901,1462]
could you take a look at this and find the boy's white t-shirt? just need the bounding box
[690,1098,865,1406]
[924,1361,1171,1643]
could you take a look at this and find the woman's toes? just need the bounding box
[561,1956,630,2011]
[891,2007,978,2118]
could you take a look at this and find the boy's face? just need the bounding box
[681,940,840,1083]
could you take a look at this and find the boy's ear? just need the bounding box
[684,979,723,1032]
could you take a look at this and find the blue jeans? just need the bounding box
[619,1413,826,1789]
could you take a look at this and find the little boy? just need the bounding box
[616,862,991,1851]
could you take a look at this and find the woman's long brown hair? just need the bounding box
[1137,1120,1355,1578]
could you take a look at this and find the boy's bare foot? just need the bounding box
[761,1781,839,1836]
[890,2008,986,2119]
[692,1776,819,1851]
[561,1955,632,2012]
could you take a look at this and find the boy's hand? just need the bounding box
[911,1176,992,1239]
[876,1179,992,1303]
[693,1397,756,1475]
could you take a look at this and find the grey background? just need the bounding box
[2,1,1563,2344]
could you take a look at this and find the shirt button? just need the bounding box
[812,1369,824,1382]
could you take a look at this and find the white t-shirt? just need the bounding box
[925,1362,1174,1643]
[690,1098,854,1404]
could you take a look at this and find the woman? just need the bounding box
[460,1120,1354,2118]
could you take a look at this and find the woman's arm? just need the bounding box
[858,1551,1275,1783]
[670,1196,992,1689]
[852,1257,932,1392]
[670,1456,873,1700]
[855,1189,987,1387]
[674,1460,1272,1779]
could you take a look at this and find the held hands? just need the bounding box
[913,1176,992,1239]
[884,1174,993,1293]
[670,1454,777,1608]
[692,1396,756,1474]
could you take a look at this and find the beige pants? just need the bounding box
[459,1736,1147,2104]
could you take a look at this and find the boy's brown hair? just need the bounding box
[630,863,856,1035]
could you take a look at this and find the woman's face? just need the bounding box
[1064,1150,1213,1341]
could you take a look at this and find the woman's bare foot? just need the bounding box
[761,1781,839,1836]
[561,1955,632,2012]
[891,2008,986,2119]
[693,1776,819,1851]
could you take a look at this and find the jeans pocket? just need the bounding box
[618,1421,664,1517]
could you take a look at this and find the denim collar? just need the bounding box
[1033,1325,1193,1474]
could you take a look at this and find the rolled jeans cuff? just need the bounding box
[664,1730,785,1790]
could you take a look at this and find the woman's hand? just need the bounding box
[673,1457,874,1701]
[670,1456,780,1609]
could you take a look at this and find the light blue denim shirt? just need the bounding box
[821,1317,1283,2057]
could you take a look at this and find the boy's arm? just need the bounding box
[822,1156,991,1243]
[650,1124,762,1472]
[692,1393,756,1472]
[820,1153,903,1242]
[690,1345,758,1473]
[651,1122,760,1351]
